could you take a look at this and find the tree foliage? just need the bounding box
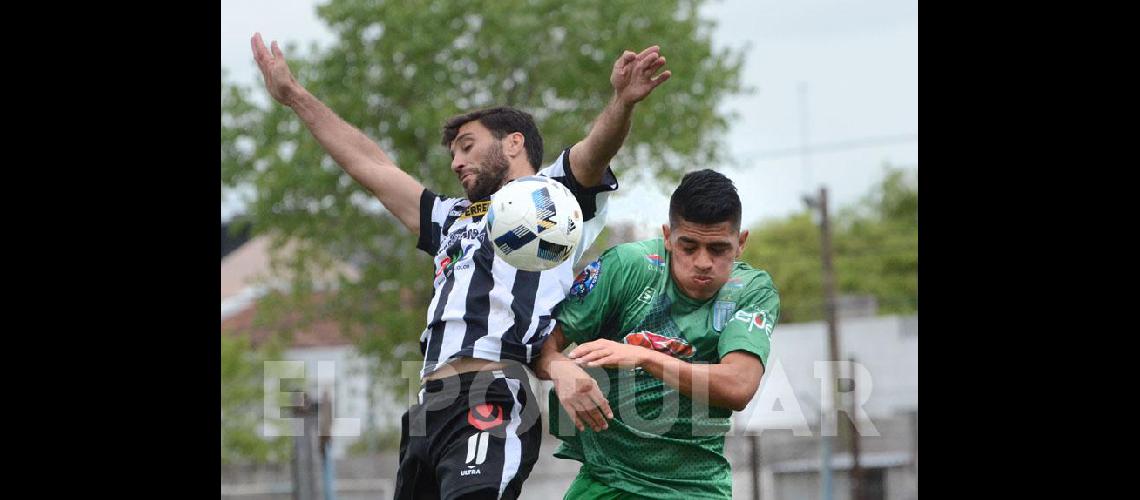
[742,167,917,323]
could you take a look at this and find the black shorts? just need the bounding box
[394,366,543,500]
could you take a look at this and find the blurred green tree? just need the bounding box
[221,333,291,464]
[742,166,917,323]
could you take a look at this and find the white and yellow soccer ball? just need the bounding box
[486,176,583,271]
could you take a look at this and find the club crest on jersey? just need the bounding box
[569,259,602,299]
[712,300,736,332]
[467,403,504,431]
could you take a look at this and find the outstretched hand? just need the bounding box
[251,32,302,106]
[610,45,672,105]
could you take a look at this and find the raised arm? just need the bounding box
[251,33,424,234]
[568,45,672,187]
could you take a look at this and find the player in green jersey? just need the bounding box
[533,169,780,499]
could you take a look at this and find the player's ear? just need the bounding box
[504,132,525,158]
[737,229,748,257]
[662,224,672,251]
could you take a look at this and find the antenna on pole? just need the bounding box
[798,82,812,194]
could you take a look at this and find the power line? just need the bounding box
[747,246,917,258]
[746,134,919,161]
[798,82,813,196]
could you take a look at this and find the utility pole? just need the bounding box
[805,186,841,500]
[848,356,863,500]
[750,433,761,500]
[293,393,325,500]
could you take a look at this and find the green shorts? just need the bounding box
[563,470,654,500]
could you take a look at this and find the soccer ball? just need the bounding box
[486,176,583,271]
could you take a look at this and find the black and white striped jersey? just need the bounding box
[415,147,618,378]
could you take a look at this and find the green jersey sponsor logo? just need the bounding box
[732,309,774,338]
[637,286,655,304]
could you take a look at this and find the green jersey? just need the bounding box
[551,238,780,499]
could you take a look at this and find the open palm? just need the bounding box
[611,45,672,104]
[250,32,300,106]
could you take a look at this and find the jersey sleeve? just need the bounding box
[537,147,619,266]
[554,245,634,345]
[416,188,459,256]
[716,282,781,367]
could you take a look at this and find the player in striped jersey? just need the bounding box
[252,33,671,499]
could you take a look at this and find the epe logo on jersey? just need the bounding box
[733,309,774,338]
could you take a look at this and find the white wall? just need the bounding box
[280,346,403,459]
[736,315,918,433]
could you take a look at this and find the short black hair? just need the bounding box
[441,106,544,171]
[669,169,742,231]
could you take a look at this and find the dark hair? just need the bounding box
[669,169,742,231]
[441,106,544,171]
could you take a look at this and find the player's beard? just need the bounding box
[465,141,511,201]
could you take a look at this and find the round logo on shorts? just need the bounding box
[467,403,504,431]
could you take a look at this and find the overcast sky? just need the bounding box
[221,0,917,234]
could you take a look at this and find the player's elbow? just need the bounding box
[726,392,752,412]
[725,400,748,412]
[727,377,763,411]
[713,388,752,412]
